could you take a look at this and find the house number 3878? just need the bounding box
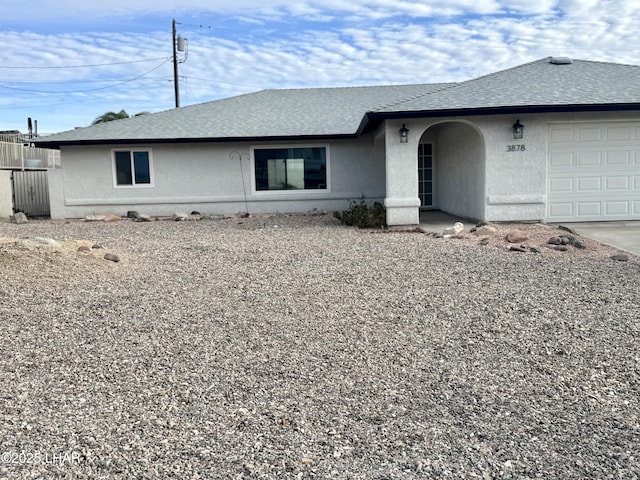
[506,144,526,152]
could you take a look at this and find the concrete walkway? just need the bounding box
[564,221,640,257]
[418,211,472,233]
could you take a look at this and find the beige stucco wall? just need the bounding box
[385,118,486,225]
[0,170,12,219]
[51,136,385,219]
[481,111,640,222]
[434,122,484,220]
[481,115,548,221]
[387,115,549,221]
[51,110,640,223]
[48,168,65,220]
[384,110,640,225]
[384,120,421,226]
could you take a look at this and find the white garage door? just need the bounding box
[547,122,640,222]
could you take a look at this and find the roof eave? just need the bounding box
[35,103,640,149]
[365,103,640,123]
[34,133,358,149]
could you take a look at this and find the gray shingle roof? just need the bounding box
[373,57,640,114]
[35,84,453,146]
[36,57,640,147]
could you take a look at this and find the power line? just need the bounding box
[0,59,171,94]
[0,57,171,69]
[0,75,172,85]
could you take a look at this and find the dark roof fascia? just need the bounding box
[361,103,640,132]
[35,133,357,149]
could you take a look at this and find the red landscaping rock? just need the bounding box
[505,230,528,243]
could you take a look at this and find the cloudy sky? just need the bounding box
[1,0,638,133]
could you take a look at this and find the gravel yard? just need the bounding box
[1,214,639,479]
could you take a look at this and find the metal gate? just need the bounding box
[12,170,50,217]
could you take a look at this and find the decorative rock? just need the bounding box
[239,212,251,219]
[479,237,490,246]
[509,245,527,252]
[548,236,562,245]
[548,244,569,252]
[17,237,60,249]
[85,214,105,222]
[34,237,60,247]
[103,214,121,222]
[76,240,94,249]
[474,225,497,236]
[442,222,464,236]
[558,224,578,235]
[103,253,120,263]
[559,235,575,245]
[76,240,93,248]
[610,254,629,262]
[127,210,140,219]
[11,212,28,224]
[188,213,203,221]
[529,246,541,254]
[92,244,103,249]
[16,239,39,250]
[307,208,327,216]
[573,240,586,250]
[77,246,91,253]
[173,212,189,221]
[505,230,528,243]
[190,210,201,215]
[135,214,153,222]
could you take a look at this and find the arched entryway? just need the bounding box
[417,121,486,221]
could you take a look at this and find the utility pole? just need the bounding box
[172,19,180,108]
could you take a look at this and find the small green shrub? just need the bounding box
[334,196,386,228]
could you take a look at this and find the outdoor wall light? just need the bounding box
[399,124,409,143]
[512,119,524,139]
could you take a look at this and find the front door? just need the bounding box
[418,143,434,209]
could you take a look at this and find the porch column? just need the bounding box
[384,122,420,226]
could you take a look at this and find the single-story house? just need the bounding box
[36,57,640,225]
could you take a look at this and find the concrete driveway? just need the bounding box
[563,221,640,257]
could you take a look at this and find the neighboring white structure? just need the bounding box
[37,57,640,225]
[0,134,61,219]
[0,170,12,219]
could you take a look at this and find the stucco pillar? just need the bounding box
[384,122,420,226]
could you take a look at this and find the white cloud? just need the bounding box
[3,0,554,23]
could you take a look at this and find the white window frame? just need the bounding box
[112,148,155,188]
[250,144,331,195]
